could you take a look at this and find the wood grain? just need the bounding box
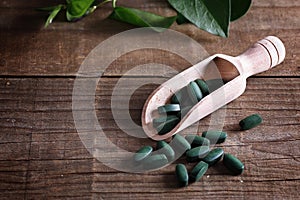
[0,77,299,199]
[0,2,299,76]
[0,0,299,199]
[1,0,300,8]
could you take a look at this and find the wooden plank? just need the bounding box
[1,5,299,30]
[24,159,93,199]
[0,5,299,76]
[0,29,298,76]
[91,179,299,199]
[0,161,28,199]
[0,0,170,9]
[0,77,299,199]
[252,0,300,7]
[1,0,300,8]
[1,77,298,134]
[0,78,33,199]
[2,77,298,148]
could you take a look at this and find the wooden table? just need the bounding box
[1,0,299,199]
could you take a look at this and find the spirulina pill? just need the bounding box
[171,88,186,104]
[172,134,191,153]
[175,164,188,187]
[171,86,187,104]
[187,81,203,102]
[142,154,168,169]
[155,116,180,135]
[202,148,224,166]
[176,106,192,119]
[171,93,180,104]
[156,141,175,161]
[186,146,210,162]
[190,161,209,182]
[195,79,209,96]
[223,153,244,175]
[153,115,178,127]
[133,146,153,162]
[158,104,180,115]
[205,79,224,92]
[185,135,210,147]
[202,130,227,144]
[239,114,262,130]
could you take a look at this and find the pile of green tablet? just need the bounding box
[153,79,211,135]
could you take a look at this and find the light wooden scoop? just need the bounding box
[142,36,286,141]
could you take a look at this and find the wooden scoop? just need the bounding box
[142,36,286,141]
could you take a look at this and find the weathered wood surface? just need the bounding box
[0,0,299,199]
[0,77,299,199]
[0,1,299,76]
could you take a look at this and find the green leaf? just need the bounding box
[44,5,63,27]
[231,0,252,21]
[176,12,190,25]
[66,0,94,21]
[168,0,231,37]
[109,6,177,32]
[37,5,63,12]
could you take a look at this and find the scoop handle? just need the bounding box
[236,36,286,77]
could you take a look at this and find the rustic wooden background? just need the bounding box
[0,0,299,199]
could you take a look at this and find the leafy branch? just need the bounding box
[39,0,252,37]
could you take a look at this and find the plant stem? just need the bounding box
[112,0,117,8]
[87,0,112,14]
[96,0,112,8]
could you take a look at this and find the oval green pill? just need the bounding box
[205,79,224,92]
[190,161,209,182]
[155,116,180,135]
[153,115,178,127]
[171,93,180,104]
[133,146,153,162]
[239,114,262,130]
[176,106,192,119]
[223,153,244,175]
[157,104,180,114]
[142,154,168,169]
[202,130,227,144]
[186,146,210,162]
[187,81,203,102]
[195,79,209,96]
[176,87,197,109]
[156,141,175,161]
[185,135,210,147]
[202,148,224,166]
[171,87,186,104]
[175,164,188,187]
[172,134,191,153]
[156,140,167,149]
